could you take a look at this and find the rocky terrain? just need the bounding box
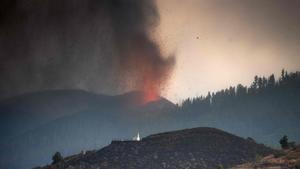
[39,127,275,169]
[232,145,300,169]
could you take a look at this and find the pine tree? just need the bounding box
[52,152,63,164]
[279,135,289,149]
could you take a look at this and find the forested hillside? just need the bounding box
[177,69,300,146]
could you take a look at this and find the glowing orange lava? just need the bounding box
[143,89,159,104]
[142,75,160,104]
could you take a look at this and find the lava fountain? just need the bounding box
[132,42,175,104]
[108,0,175,104]
[142,74,160,103]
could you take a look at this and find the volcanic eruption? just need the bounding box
[108,0,175,103]
[0,0,175,102]
[117,35,175,104]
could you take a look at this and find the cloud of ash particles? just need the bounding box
[0,0,175,101]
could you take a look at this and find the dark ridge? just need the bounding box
[40,127,275,169]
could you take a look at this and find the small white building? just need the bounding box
[133,132,141,141]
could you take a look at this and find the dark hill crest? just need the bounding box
[40,127,275,169]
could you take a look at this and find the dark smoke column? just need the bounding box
[0,0,175,101]
[108,0,175,103]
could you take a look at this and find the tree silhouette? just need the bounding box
[267,74,275,88]
[279,135,289,149]
[52,152,63,164]
[177,70,300,146]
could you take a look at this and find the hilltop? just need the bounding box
[39,127,274,169]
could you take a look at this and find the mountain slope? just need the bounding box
[0,90,177,169]
[40,127,275,169]
[232,145,300,169]
[0,89,112,142]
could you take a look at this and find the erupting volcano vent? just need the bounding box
[140,59,173,104]
[143,77,160,103]
[109,0,175,101]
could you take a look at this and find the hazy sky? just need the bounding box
[156,0,300,102]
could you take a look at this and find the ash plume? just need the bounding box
[0,0,175,99]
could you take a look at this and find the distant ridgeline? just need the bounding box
[0,70,299,169]
[176,69,300,146]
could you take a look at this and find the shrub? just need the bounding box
[279,135,289,149]
[52,152,63,164]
